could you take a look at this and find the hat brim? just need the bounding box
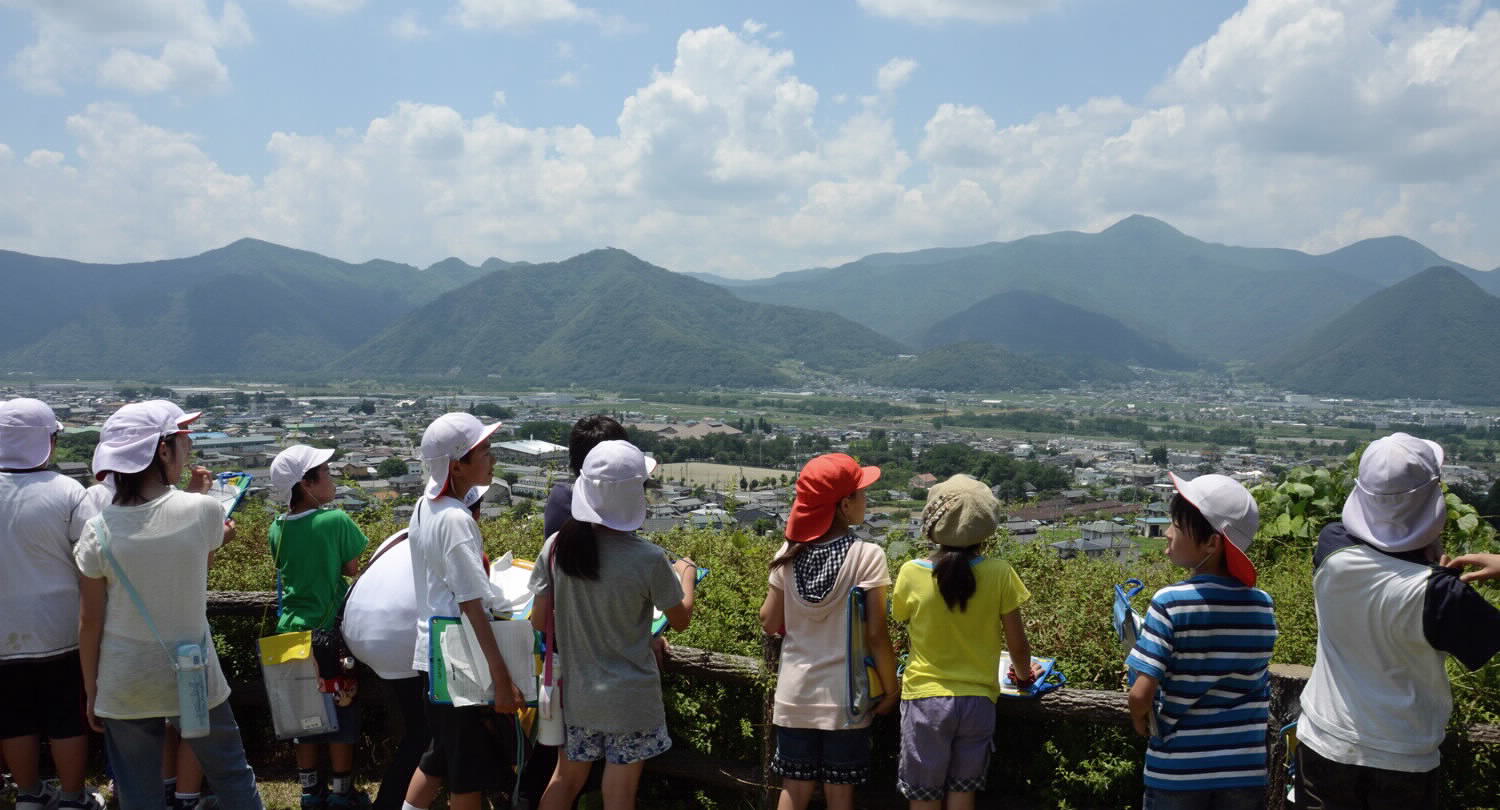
[177,411,202,429]
[571,477,647,531]
[464,484,491,508]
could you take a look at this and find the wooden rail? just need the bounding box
[207,592,1499,808]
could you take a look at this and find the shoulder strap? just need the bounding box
[91,515,181,671]
[543,545,557,687]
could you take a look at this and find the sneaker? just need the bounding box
[325,790,370,810]
[58,791,106,810]
[300,793,326,810]
[16,781,62,810]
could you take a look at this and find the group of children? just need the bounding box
[4,395,1500,810]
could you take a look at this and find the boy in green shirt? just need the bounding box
[269,445,370,810]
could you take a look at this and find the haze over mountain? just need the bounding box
[712,215,1497,362]
[860,342,1134,392]
[0,239,489,376]
[919,290,1198,370]
[338,249,906,386]
[1260,267,1500,404]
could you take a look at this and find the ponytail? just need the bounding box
[770,542,811,571]
[932,545,979,612]
[554,518,600,580]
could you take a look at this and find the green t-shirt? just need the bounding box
[269,508,369,633]
[891,556,1031,700]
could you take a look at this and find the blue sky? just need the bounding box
[0,0,1495,277]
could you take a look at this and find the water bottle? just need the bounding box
[175,642,211,739]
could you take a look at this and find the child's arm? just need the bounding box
[1001,608,1040,685]
[78,575,107,733]
[1127,673,1158,737]
[457,597,523,713]
[759,585,785,636]
[663,557,698,631]
[864,585,900,715]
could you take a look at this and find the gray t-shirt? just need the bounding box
[530,530,684,734]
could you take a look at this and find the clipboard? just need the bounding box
[427,616,539,707]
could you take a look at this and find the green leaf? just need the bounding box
[1458,514,1479,533]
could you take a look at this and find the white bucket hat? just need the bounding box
[92,401,197,478]
[420,412,502,499]
[571,440,658,531]
[269,444,336,503]
[1343,432,1445,553]
[1170,472,1260,586]
[0,398,65,469]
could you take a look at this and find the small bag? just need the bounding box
[844,587,885,724]
[259,631,339,740]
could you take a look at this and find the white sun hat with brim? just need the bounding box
[92,401,197,478]
[420,412,502,499]
[1169,471,1260,587]
[269,444,336,504]
[144,399,203,430]
[1342,432,1446,554]
[571,439,658,532]
[0,398,65,470]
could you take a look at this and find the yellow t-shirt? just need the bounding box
[892,556,1031,701]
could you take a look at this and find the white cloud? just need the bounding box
[5,0,251,95]
[856,0,1060,24]
[389,10,431,40]
[741,19,766,36]
[288,0,365,13]
[875,57,917,94]
[5,4,1500,275]
[450,0,603,29]
[550,70,581,87]
[491,90,507,106]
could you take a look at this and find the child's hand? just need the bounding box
[1445,553,1500,584]
[221,519,236,546]
[492,680,524,714]
[186,466,214,494]
[874,691,900,716]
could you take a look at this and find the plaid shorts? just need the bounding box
[563,724,672,765]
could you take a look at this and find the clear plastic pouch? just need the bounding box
[259,631,338,740]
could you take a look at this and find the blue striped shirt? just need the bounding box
[1125,575,1277,791]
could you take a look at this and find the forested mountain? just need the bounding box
[0,239,489,375]
[717,215,1496,361]
[1259,267,1500,403]
[919,289,1197,370]
[337,248,906,386]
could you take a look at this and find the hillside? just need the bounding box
[859,342,1133,392]
[0,239,488,375]
[1259,266,1500,403]
[920,289,1197,370]
[722,215,1494,361]
[338,249,906,386]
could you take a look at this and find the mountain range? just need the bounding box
[3,218,1499,400]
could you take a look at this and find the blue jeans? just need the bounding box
[1142,786,1264,810]
[103,701,263,810]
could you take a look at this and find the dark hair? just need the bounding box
[569,415,628,474]
[111,439,173,505]
[554,518,600,580]
[770,542,811,570]
[932,545,979,611]
[1169,492,1216,545]
[290,465,325,510]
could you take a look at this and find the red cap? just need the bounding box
[785,453,881,542]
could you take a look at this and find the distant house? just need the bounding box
[1052,520,1138,561]
[908,473,938,490]
[1135,501,1171,538]
[494,438,568,465]
[630,421,743,440]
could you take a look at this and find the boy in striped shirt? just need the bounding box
[1126,473,1278,809]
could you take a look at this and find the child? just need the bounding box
[759,453,898,810]
[0,398,99,810]
[891,474,1034,810]
[528,440,698,810]
[405,413,519,810]
[73,401,262,810]
[267,445,371,810]
[1295,434,1500,808]
[542,414,628,539]
[1126,473,1276,809]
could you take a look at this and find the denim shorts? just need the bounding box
[897,696,994,800]
[771,725,871,785]
[563,724,672,765]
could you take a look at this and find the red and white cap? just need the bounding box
[1169,472,1260,587]
[420,413,502,499]
[92,401,199,479]
[0,398,65,469]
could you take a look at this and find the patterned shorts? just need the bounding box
[563,723,672,765]
[897,696,994,801]
[770,725,871,785]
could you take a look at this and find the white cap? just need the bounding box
[1343,432,1446,554]
[571,440,657,531]
[1170,472,1260,586]
[270,444,336,503]
[464,484,490,508]
[144,399,203,430]
[92,401,196,478]
[0,398,64,469]
[420,412,502,499]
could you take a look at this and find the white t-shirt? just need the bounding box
[407,495,496,672]
[74,490,232,720]
[75,480,114,524]
[0,470,87,661]
[342,530,419,680]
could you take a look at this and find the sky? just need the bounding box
[0,0,1496,278]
